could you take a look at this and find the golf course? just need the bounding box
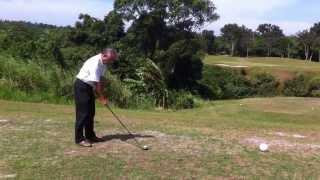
[1,56,320,179]
[204,56,320,82]
[1,0,320,179]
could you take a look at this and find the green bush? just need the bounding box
[0,54,73,103]
[103,71,158,109]
[308,76,320,97]
[0,55,50,92]
[283,74,309,97]
[168,90,195,109]
[103,72,132,108]
[310,90,320,97]
[251,72,279,96]
[199,65,254,99]
[0,82,69,104]
[126,94,156,110]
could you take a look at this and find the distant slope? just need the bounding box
[204,56,320,81]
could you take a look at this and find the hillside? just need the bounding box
[204,56,320,81]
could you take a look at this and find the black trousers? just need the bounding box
[74,79,96,143]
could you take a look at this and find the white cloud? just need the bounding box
[276,21,312,35]
[214,0,298,18]
[206,0,312,35]
[0,0,113,26]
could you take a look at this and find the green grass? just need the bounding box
[204,55,320,81]
[1,97,320,179]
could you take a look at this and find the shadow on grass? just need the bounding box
[101,133,155,142]
[98,133,155,150]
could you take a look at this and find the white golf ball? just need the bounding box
[259,143,269,152]
[143,145,149,150]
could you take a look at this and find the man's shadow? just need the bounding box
[100,133,154,142]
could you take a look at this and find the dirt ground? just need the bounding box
[65,129,320,158]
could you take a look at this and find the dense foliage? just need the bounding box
[0,1,320,109]
[213,22,320,61]
[0,1,219,109]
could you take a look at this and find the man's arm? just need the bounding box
[95,77,107,105]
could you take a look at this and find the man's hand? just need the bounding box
[96,80,108,105]
[99,96,108,106]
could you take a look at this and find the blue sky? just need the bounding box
[0,0,318,35]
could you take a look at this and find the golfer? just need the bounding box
[74,48,118,147]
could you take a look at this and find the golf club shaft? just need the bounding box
[105,104,143,149]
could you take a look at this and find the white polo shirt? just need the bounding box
[76,53,107,88]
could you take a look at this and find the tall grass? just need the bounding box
[0,54,74,104]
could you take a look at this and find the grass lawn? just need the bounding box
[1,97,320,179]
[204,56,320,81]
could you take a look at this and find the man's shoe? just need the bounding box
[87,136,104,143]
[77,140,92,147]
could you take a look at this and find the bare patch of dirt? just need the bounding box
[0,119,10,130]
[0,161,15,179]
[241,136,320,155]
[0,119,9,123]
[271,70,294,82]
[64,130,223,158]
[64,130,229,177]
[270,132,306,139]
[0,174,17,179]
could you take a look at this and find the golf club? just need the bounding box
[105,104,149,150]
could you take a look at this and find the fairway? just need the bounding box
[1,98,320,179]
[204,56,320,81]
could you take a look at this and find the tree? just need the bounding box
[238,26,254,57]
[70,14,107,49]
[297,29,317,61]
[103,11,125,44]
[257,24,284,57]
[221,24,242,56]
[114,0,219,56]
[124,12,167,57]
[315,37,320,62]
[114,0,219,91]
[201,30,215,54]
[161,39,204,89]
[275,37,290,58]
[2,23,37,59]
[114,0,219,31]
[310,22,320,61]
[283,36,299,59]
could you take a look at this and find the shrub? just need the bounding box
[0,54,73,103]
[168,90,195,109]
[283,74,309,97]
[0,55,50,92]
[126,94,156,110]
[251,72,279,96]
[310,90,320,97]
[308,76,320,97]
[194,82,222,100]
[48,69,75,99]
[199,65,254,99]
[103,72,132,108]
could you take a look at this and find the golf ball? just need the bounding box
[259,143,269,152]
[143,145,149,150]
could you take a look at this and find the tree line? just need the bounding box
[201,22,320,61]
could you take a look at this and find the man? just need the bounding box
[74,48,118,147]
